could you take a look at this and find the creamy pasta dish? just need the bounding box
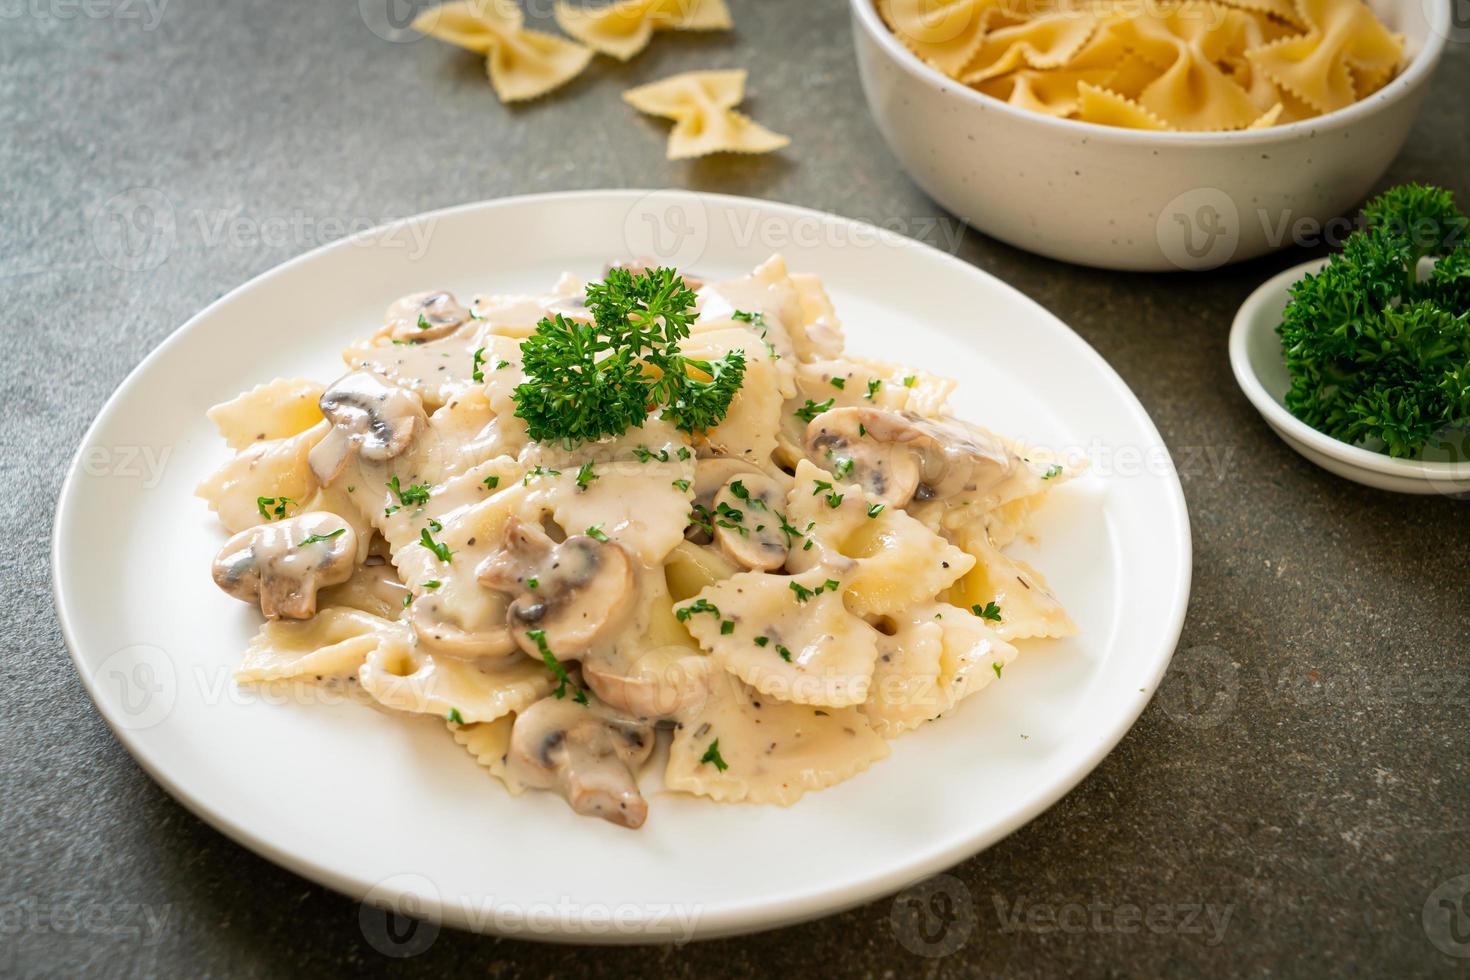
[199,256,1077,829]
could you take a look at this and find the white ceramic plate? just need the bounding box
[1230,258,1470,496]
[53,190,1191,942]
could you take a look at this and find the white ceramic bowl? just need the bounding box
[850,0,1451,271]
[1230,257,1470,495]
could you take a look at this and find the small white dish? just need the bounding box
[53,190,1191,941]
[1230,257,1470,496]
[850,0,1452,271]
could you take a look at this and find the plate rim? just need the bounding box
[51,188,1193,941]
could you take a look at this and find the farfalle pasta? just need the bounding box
[412,0,593,102]
[877,0,1404,131]
[623,69,790,158]
[198,255,1079,829]
[555,0,732,61]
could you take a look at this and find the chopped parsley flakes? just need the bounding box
[700,738,728,771]
[973,601,1003,622]
[387,475,430,507]
[794,398,835,423]
[527,629,587,704]
[419,527,452,562]
[298,528,346,547]
[677,598,721,622]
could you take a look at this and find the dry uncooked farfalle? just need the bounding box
[412,0,593,103]
[622,69,790,159]
[554,0,733,61]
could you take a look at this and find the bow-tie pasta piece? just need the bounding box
[677,568,880,708]
[555,0,732,61]
[448,713,522,794]
[960,13,1102,84]
[196,421,329,535]
[1075,81,1171,130]
[359,638,553,722]
[623,69,790,159]
[784,460,974,618]
[1213,0,1310,28]
[878,0,1010,77]
[946,526,1077,642]
[975,68,1118,117]
[680,327,786,465]
[862,602,1019,737]
[236,607,402,683]
[1108,5,1268,132]
[207,378,325,451]
[413,0,593,102]
[666,675,890,804]
[1246,0,1401,113]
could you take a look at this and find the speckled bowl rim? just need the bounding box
[850,0,1451,145]
[1230,257,1470,482]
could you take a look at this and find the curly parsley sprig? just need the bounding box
[512,268,746,446]
[1278,184,1470,458]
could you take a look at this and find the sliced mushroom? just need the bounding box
[212,512,357,619]
[384,290,471,342]
[711,474,788,571]
[805,407,1013,506]
[308,371,425,484]
[477,517,637,658]
[583,646,717,722]
[408,602,518,663]
[507,696,655,828]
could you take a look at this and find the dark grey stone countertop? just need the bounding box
[4,0,1469,976]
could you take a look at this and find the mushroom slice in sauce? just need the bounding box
[308,371,425,484]
[477,517,636,658]
[408,602,518,663]
[711,473,788,571]
[211,512,358,620]
[507,696,655,829]
[582,645,717,722]
[805,407,1013,506]
[384,290,472,342]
